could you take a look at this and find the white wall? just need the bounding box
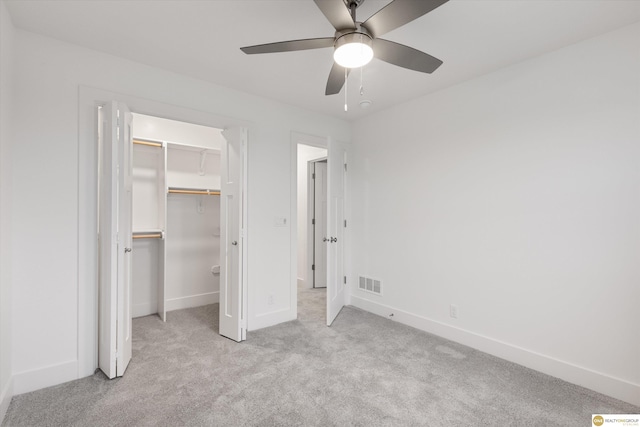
[0,0,14,420]
[350,22,640,405]
[9,28,350,394]
[165,193,220,311]
[131,238,161,317]
[297,144,327,288]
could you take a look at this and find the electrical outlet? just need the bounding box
[268,295,274,305]
[450,304,458,319]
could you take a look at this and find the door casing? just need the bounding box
[79,86,249,378]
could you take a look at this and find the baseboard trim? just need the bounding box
[350,295,640,406]
[0,377,13,424]
[12,360,77,396]
[250,307,296,331]
[165,292,219,312]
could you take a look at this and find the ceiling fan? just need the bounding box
[240,0,449,96]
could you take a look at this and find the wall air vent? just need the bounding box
[358,275,382,296]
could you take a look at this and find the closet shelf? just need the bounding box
[166,141,220,154]
[132,137,220,154]
[133,229,164,240]
[168,187,220,196]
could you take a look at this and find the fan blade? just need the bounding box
[241,38,335,55]
[373,39,443,73]
[314,0,356,31]
[363,0,449,38]
[326,62,351,95]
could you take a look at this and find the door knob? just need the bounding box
[330,237,337,243]
[323,237,328,242]
[232,241,238,246]
[124,247,132,253]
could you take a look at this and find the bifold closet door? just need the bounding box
[326,137,346,326]
[219,127,246,342]
[98,101,133,379]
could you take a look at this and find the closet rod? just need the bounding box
[133,138,163,148]
[168,188,221,196]
[132,233,163,240]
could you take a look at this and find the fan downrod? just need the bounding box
[343,0,365,21]
[343,0,365,8]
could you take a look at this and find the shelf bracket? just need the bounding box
[199,150,207,176]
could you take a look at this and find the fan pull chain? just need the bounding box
[360,66,364,96]
[344,68,348,112]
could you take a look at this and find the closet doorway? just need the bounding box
[130,113,224,322]
[96,100,246,379]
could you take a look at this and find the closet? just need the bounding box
[130,113,224,321]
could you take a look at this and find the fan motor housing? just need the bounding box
[334,22,373,46]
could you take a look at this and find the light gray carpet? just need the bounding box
[3,285,638,426]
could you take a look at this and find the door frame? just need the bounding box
[291,133,326,320]
[78,86,249,378]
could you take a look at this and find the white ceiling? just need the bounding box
[5,0,640,121]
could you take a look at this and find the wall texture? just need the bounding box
[350,22,640,405]
[9,28,350,395]
[0,0,14,420]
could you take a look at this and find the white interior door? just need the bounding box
[326,138,346,326]
[98,101,133,379]
[98,102,118,378]
[117,104,133,376]
[219,127,246,342]
[313,161,328,288]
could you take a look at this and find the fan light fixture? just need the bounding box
[333,32,373,68]
[240,0,449,97]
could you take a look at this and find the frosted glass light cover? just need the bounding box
[333,33,373,68]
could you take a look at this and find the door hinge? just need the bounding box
[344,163,347,172]
[344,276,347,284]
[312,218,315,225]
[312,173,315,179]
[312,264,315,271]
[344,219,347,228]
